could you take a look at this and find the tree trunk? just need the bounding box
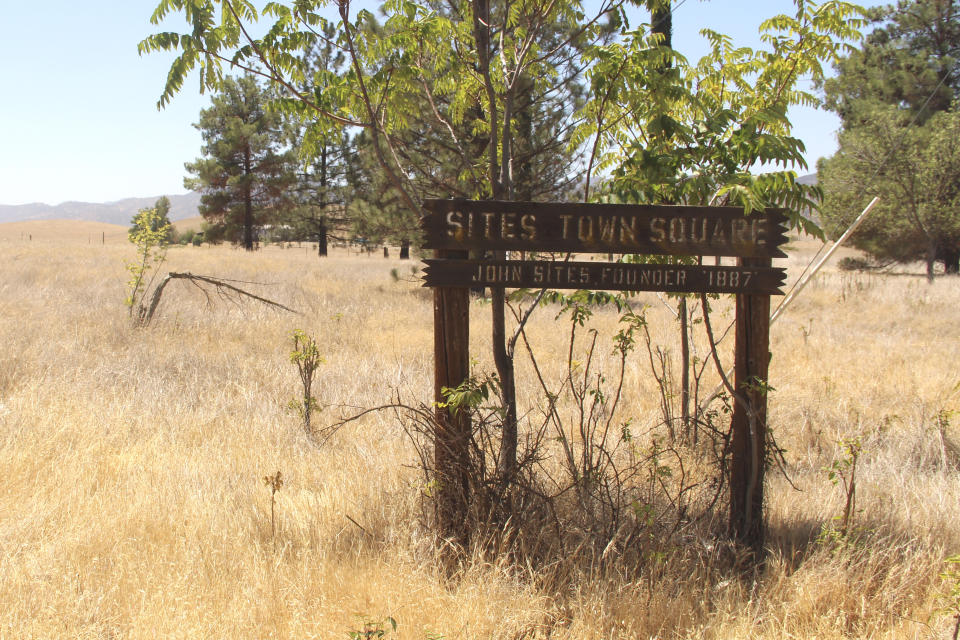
[651,2,672,50]
[492,286,518,492]
[927,239,937,282]
[243,147,254,251]
[399,240,410,260]
[317,221,328,257]
[937,245,959,274]
[318,145,329,258]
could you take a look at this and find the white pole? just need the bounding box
[699,197,881,410]
[769,197,880,326]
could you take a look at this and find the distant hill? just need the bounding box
[797,173,817,186]
[0,192,201,225]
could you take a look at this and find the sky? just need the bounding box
[0,0,882,206]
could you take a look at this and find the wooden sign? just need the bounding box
[424,198,789,553]
[422,199,788,258]
[423,259,786,295]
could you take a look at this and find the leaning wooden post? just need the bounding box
[729,255,772,553]
[433,248,471,549]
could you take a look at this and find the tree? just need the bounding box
[818,0,960,275]
[285,27,356,256]
[288,126,355,256]
[819,106,960,275]
[142,0,628,546]
[348,129,420,257]
[579,0,862,549]
[128,195,173,243]
[821,0,960,127]
[184,75,294,250]
[126,199,172,323]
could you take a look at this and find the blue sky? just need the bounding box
[0,0,880,206]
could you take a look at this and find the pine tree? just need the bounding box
[818,0,960,275]
[185,75,294,250]
[285,27,356,256]
[821,0,959,127]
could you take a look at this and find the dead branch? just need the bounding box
[136,271,300,326]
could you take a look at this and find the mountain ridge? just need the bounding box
[0,192,202,226]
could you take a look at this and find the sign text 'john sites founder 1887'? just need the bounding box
[422,259,787,295]
[422,199,789,258]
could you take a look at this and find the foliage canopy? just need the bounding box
[818,0,960,274]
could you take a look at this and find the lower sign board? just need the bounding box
[423,259,786,295]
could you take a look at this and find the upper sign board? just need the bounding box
[422,199,789,258]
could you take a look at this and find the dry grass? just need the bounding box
[0,220,130,245]
[0,225,958,639]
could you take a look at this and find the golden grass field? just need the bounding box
[0,220,958,639]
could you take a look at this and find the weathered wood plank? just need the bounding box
[421,199,788,258]
[729,256,772,554]
[432,249,471,549]
[423,259,787,295]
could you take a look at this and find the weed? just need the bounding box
[288,329,324,436]
[348,616,397,639]
[263,470,283,548]
[821,437,862,541]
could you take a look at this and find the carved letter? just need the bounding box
[650,218,667,243]
[520,214,537,241]
[483,212,497,239]
[533,264,545,283]
[446,211,464,239]
[733,219,749,245]
[669,218,685,244]
[501,214,518,240]
[620,216,638,244]
[598,216,616,243]
[578,217,594,242]
[712,219,727,246]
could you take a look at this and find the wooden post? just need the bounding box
[730,256,772,553]
[433,249,471,548]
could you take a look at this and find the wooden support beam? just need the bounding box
[433,249,471,549]
[729,256,772,553]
